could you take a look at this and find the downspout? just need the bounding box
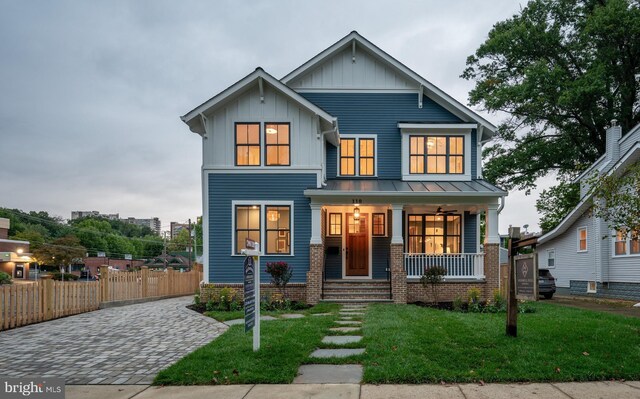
[319,119,339,187]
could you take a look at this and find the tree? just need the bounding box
[168,229,191,252]
[420,265,447,305]
[34,235,86,270]
[588,163,640,236]
[535,181,581,232]
[462,0,640,229]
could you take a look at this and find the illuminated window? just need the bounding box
[339,136,376,176]
[409,135,464,174]
[235,123,260,166]
[235,205,260,254]
[265,206,290,254]
[265,123,290,166]
[329,213,342,236]
[613,230,640,256]
[615,230,627,255]
[372,213,385,236]
[408,214,461,253]
[577,227,588,252]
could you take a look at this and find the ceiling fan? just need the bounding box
[435,206,458,215]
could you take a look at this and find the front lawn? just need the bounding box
[362,302,640,383]
[204,301,338,322]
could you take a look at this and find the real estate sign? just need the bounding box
[243,256,256,332]
[514,253,538,301]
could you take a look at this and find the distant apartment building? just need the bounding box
[170,222,189,239]
[124,217,162,235]
[71,211,119,220]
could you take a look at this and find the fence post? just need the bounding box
[167,267,174,296]
[43,278,54,321]
[100,266,109,303]
[141,266,148,298]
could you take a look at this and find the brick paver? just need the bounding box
[0,296,226,385]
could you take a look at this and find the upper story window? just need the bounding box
[409,135,464,174]
[614,229,640,256]
[339,135,376,177]
[265,123,290,166]
[577,227,588,252]
[236,123,260,166]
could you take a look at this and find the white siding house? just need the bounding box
[538,122,640,300]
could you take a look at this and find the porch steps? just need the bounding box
[322,280,391,302]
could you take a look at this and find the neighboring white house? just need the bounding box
[538,122,640,300]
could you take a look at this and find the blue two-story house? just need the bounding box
[181,32,506,304]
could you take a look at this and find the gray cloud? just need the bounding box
[1,0,538,232]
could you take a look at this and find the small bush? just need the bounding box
[0,272,12,285]
[193,292,201,306]
[467,287,481,304]
[518,301,537,313]
[452,295,464,311]
[50,272,79,281]
[421,265,447,304]
[265,261,293,298]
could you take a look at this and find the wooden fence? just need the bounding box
[0,265,202,331]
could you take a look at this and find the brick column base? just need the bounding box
[390,243,407,304]
[483,243,500,299]
[306,243,324,305]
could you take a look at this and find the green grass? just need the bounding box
[361,302,640,383]
[204,302,339,322]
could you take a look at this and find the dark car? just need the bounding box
[80,270,92,280]
[538,269,556,299]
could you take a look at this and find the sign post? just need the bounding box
[242,238,261,351]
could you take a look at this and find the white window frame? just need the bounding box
[231,200,294,256]
[547,249,555,268]
[587,281,597,293]
[611,230,640,257]
[336,134,378,177]
[577,227,588,253]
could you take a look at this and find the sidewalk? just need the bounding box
[67,381,640,399]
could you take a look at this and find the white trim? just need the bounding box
[296,88,417,94]
[204,168,323,189]
[577,226,588,253]
[230,200,295,257]
[546,248,556,269]
[587,281,597,293]
[0,239,30,245]
[336,134,378,178]
[400,129,472,181]
[280,32,497,138]
[397,123,478,130]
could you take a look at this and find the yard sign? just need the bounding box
[242,238,261,351]
[514,253,538,301]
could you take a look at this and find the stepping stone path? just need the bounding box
[280,313,305,319]
[294,304,368,384]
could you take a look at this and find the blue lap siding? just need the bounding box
[301,93,467,179]
[208,173,316,283]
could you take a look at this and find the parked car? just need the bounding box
[538,269,556,299]
[80,270,92,280]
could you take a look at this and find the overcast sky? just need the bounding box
[0,0,545,234]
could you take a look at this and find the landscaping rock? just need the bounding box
[322,335,362,344]
[310,348,365,358]
[293,365,363,384]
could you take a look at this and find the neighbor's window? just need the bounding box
[547,249,555,267]
[329,213,342,236]
[613,229,640,256]
[265,123,290,166]
[615,230,627,255]
[577,227,588,252]
[407,214,461,254]
[339,136,377,176]
[265,206,290,254]
[235,123,261,166]
[409,135,464,174]
[632,232,640,254]
[235,205,260,254]
[372,213,385,236]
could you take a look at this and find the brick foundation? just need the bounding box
[200,283,307,303]
[390,243,407,303]
[306,244,324,305]
[407,280,488,302]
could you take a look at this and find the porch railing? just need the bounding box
[404,253,485,279]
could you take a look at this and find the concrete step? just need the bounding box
[321,298,393,304]
[323,293,391,300]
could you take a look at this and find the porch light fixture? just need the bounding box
[353,206,361,221]
[266,126,278,135]
[17,248,23,254]
[267,210,280,222]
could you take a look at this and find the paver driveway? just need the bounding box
[0,296,227,385]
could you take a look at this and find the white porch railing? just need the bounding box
[404,253,485,279]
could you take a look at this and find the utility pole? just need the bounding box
[162,232,168,269]
[187,218,193,270]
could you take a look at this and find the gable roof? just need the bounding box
[281,31,497,141]
[181,68,339,144]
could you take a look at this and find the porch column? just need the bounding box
[485,202,500,245]
[390,204,407,304]
[306,204,323,304]
[484,202,500,299]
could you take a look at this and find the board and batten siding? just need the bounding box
[202,84,323,170]
[300,93,468,179]
[287,46,416,91]
[537,211,598,288]
[208,173,315,283]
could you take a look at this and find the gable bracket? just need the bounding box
[352,40,356,63]
[199,113,208,139]
[418,85,423,109]
[258,76,264,103]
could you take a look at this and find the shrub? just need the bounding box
[0,272,12,285]
[50,272,79,281]
[219,287,240,311]
[452,295,464,312]
[467,287,481,304]
[265,261,293,298]
[193,292,201,306]
[420,265,447,304]
[518,300,537,314]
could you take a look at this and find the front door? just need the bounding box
[346,214,368,276]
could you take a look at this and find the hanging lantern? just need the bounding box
[267,210,280,222]
[353,206,360,221]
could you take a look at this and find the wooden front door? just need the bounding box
[346,214,369,276]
